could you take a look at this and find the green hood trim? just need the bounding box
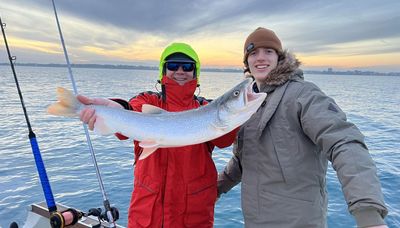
[159,43,201,84]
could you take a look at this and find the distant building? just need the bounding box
[328,68,333,73]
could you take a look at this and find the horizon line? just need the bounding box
[1,62,399,76]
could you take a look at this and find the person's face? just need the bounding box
[247,47,278,83]
[165,62,195,85]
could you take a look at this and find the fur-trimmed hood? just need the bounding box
[248,50,303,89]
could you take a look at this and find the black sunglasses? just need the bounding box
[166,62,195,72]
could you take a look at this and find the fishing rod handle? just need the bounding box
[30,134,57,212]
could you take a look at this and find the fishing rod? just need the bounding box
[0,16,84,228]
[50,0,118,226]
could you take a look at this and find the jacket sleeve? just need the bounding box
[210,127,239,148]
[128,92,159,112]
[297,82,388,227]
[217,130,243,197]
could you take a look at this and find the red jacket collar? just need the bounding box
[161,76,198,111]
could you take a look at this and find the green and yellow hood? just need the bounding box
[159,42,201,83]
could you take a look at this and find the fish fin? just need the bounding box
[47,87,80,117]
[141,104,166,114]
[138,141,160,159]
[139,140,159,148]
[215,126,229,134]
[93,116,113,135]
[211,121,229,133]
[138,147,158,160]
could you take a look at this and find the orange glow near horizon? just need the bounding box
[5,37,62,54]
[7,36,400,70]
[81,45,160,62]
[299,52,400,69]
[196,52,242,68]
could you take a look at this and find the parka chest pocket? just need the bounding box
[257,127,288,184]
[268,125,320,203]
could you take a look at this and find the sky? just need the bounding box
[0,0,399,72]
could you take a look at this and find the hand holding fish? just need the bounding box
[77,95,123,130]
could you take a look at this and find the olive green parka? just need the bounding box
[218,51,388,228]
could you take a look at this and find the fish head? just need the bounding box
[215,78,267,128]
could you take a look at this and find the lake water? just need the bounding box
[0,66,399,227]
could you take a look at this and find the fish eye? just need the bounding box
[233,90,240,96]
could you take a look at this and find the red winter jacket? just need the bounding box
[115,77,237,228]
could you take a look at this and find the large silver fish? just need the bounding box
[47,78,266,160]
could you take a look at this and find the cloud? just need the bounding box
[1,0,399,70]
[9,0,398,38]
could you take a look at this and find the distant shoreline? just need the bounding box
[0,62,241,73]
[1,63,399,76]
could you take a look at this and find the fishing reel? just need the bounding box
[87,206,120,223]
[48,206,119,228]
[49,208,83,228]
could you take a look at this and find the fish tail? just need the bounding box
[47,87,80,117]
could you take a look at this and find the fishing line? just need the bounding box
[50,0,117,225]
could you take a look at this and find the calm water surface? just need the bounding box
[0,66,399,227]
